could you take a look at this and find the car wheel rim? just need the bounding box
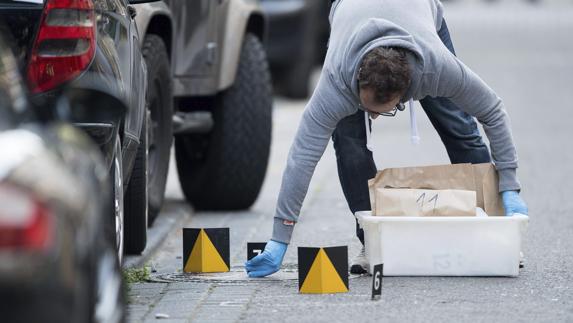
[94,251,123,323]
[145,103,150,225]
[114,153,124,263]
[148,85,160,186]
[148,100,157,158]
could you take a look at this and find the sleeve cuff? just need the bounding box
[498,168,521,192]
[271,217,295,244]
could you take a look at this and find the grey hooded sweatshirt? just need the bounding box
[272,0,520,244]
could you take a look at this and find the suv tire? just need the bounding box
[124,108,148,254]
[280,28,316,99]
[142,34,173,225]
[281,56,313,99]
[175,33,272,210]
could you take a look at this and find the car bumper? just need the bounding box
[0,252,79,323]
[0,289,77,323]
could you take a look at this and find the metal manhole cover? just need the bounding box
[148,265,364,283]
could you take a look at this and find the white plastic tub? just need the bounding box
[356,211,528,277]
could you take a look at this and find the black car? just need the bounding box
[261,0,331,99]
[0,32,125,323]
[0,0,170,256]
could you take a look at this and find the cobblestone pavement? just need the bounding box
[126,2,573,322]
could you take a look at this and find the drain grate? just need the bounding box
[148,266,364,283]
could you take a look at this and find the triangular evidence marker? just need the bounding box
[300,248,348,294]
[184,229,229,273]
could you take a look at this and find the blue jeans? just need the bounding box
[332,20,491,245]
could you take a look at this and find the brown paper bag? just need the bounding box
[375,188,476,216]
[368,163,504,216]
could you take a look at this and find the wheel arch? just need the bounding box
[217,0,267,92]
[246,12,266,42]
[133,3,173,60]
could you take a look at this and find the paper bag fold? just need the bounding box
[368,163,504,216]
[375,188,476,217]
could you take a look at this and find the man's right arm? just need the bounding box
[272,72,356,244]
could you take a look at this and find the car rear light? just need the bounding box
[27,0,96,93]
[0,185,53,251]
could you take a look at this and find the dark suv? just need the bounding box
[0,0,169,255]
[261,0,331,98]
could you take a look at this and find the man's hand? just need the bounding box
[502,190,528,216]
[245,240,287,278]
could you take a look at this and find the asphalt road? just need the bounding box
[126,2,573,322]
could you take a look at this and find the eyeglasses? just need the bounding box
[360,102,406,117]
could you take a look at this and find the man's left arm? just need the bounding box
[435,52,528,215]
[436,53,519,191]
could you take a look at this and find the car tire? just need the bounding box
[281,29,315,99]
[142,34,172,225]
[175,33,272,210]
[105,136,124,263]
[281,57,313,99]
[277,7,319,99]
[124,109,148,254]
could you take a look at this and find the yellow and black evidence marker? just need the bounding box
[298,246,348,294]
[183,228,230,273]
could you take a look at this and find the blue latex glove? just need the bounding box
[245,240,287,278]
[502,190,528,216]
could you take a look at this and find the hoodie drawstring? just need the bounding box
[409,98,420,145]
[364,98,420,152]
[365,110,374,152]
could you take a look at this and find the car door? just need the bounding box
[124,0,146,148]
[165,0,218,79]
[96,0,145,148]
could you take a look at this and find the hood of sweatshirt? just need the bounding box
[325,0,448,104]
[339,18,426,103]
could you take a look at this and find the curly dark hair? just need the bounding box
[357,47,411,104]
